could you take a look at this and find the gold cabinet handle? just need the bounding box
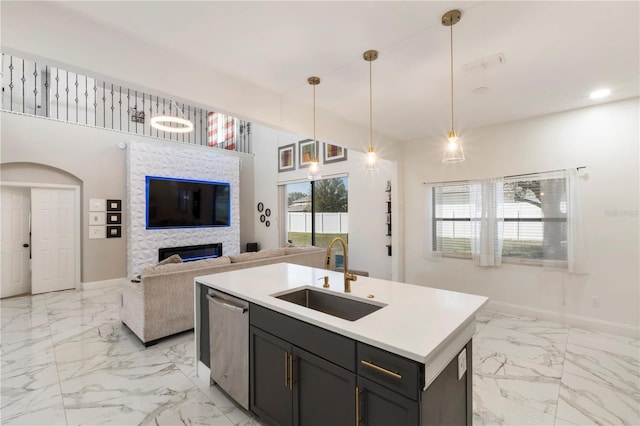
[355,386,361,426]
[284,352,289,387]
[360,360,402,380]
[289,354,294,391]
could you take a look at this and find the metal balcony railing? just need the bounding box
[1,53,252,153]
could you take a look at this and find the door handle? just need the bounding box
[360,360,402,379]
[23,243,29,248]
[206,294,247,313]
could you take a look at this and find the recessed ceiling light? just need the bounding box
[589,88,611,99]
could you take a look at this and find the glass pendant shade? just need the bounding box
[442,130,464,163]
[365,147,378,171]
[308,158,321,180]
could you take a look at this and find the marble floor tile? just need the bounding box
[2,284,639,426]
[472,386,557,425]
[487,311,570,343]
[473,324,565,415]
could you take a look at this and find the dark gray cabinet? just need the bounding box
[245,303,472,426]
[357,376,419,426]
[249,324,355,426]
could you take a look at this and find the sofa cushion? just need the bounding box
[229,248,286,263]
[284,246,323,255]
[143,256,231,275]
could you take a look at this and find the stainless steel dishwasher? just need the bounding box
[207,289,249,409]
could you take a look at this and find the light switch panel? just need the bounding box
[89,226,106,239]
[89,198,106,212]
[89,212,106,225]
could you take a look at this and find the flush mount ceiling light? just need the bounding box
[307,76,321,180]
[150,100,194,133]
[589,88,611,99]
[364,49,379,172]
[442,9,465,164]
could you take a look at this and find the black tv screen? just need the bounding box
[146,176,231,229]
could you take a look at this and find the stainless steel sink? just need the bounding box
[274,287,385,321]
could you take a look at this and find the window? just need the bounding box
[285,177,348,262]
[432,184,471,257]
[502,174,567,264]
[432,172,568,266]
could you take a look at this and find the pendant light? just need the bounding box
[363,50,379,171]
[441,10,464,163]
[307,76,321,180]
[150,100,194,133]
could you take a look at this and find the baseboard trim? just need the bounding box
[81,277,128,290]
[486,300,640,339]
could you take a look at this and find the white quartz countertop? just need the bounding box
[195,263,488,387]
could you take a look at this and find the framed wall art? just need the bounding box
[298,139,318,168]
[323,143,348,164]
[278,144,295,172]
[107,199,122,211]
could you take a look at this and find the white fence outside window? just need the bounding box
[288,213,348,234]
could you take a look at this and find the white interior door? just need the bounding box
[31,188,76,294]
[1,186,31,298]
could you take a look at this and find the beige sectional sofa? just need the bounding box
[120,247,327,346]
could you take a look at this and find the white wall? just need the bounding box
[402,98,639,333]
[1,111,256,282]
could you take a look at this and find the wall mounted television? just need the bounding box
[146,176,231,229]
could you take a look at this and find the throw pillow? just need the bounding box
[158,254,182,265]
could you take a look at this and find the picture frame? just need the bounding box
[107,212,122,225]
[323,143,348,164]
[278,144,295,172]
[107,199,122,211]
[298,139,318,168]
[106,226,121,238]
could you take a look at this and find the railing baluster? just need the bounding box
[75,73,79,123]
[141,92,145,135]
[119,86,123,131]
[21,59,26,113]
[84,76,88,124]
[102,82,106,128]
[110,84,114,129]
[93,79,97,126]
[65,70,69,120]
[55,68,59,119]
[8,55,14,111]
[33,62,38,116]
[44,65,49,117]
[126,89,130,132]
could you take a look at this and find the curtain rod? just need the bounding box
[422,166,586,185]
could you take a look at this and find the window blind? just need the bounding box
[433,184,471,256]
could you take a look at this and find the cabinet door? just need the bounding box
[357,376,419,426]
[292,346,356,426]
[250,326,293,426]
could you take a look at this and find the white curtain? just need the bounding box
[566,168,587,274]
[469,178,504,267]
[424,184,442,260]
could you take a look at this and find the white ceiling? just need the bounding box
[22,1,640,142]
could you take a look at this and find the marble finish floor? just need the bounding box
[1,281,638,425]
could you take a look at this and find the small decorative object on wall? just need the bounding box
[265,220,270,227]
[298,139,318,168]
[260,214,266,223]
[278,144,295,172]
[257,202,264,212]
[107,199,122,211]
[265,208,271,217]
[89,212,106,225]
[323,143,348,164]
[107,212,122,225]
[89,198,106,212]
[106,226,121,238]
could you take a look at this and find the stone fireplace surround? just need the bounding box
[126,141,240,278]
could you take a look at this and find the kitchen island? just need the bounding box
[194,262,488,426]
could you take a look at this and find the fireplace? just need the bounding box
[158,243,222,262]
